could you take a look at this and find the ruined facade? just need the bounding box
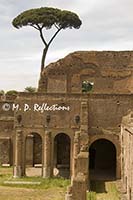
[0,51,133,199]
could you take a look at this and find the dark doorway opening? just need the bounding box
[25,133,42,176]
[89,148,96,169]
[54,133,70,178]
[89,139,116,181]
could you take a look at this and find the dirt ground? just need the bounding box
[0,186,65,200]
[96,181,120,200]
[89,180,120,200]
[0,167,67,200]
[0,168,121,200]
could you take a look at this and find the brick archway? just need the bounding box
[54,133,71,178]
[89,135,121,179]
[25,132,42,177]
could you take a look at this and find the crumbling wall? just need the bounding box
[0,138,11,165]
[0,94,15,165]
[39,51,133,94]
[121,111,133,200]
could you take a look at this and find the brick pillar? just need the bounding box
[80,101,89,153]
[66,151,89,200]
[13,129,23,178]
[65,186,73,200]
[25,135,34,167]
[72,131,80,178]
[42,130,51,178]
[72,173,87,200]
[80,101,88,133]
[73,151,88,200]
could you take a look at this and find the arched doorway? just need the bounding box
[25,133,42,176]
[89,139,116,180]
[54,133,71,178]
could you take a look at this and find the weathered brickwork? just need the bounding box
[0,51,132,200]
[121,112,133,200]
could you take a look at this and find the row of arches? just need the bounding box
[25,133,71,177]
[25,132,117,180]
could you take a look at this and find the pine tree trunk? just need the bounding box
[41,46,48,73]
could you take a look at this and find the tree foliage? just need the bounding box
[6,90,18,95]
[24,86,37,93]
[12,7,82,72]
[82,81,94,93]
[0,90,4,95]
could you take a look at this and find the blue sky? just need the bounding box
[0,0,133,91]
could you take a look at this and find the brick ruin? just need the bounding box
[0,51,133,199]
[121,112,133,200]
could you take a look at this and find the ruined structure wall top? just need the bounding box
[39,51,133,94]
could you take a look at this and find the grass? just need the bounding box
[87,180,120,200]
[0,167,70,189]
[87,191,96,200]
[0,167,70,200]
[3,177,70,190]
[0,167,120,200]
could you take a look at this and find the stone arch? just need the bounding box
[54,131,72,140]
[89,135,120,154]
[53,133,71,178]
[25,132,42,176]
[89,135,121,179]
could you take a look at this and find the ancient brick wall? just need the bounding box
[0,94,15,165]
[0,138,11,165]
[39,51,133,94]
[0,50,132,184]
[13,93,132,136]
[121,112,133,200]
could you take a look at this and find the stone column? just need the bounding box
[80,101,89,133]
[13,129,23,178]
[80,101,89,154]
[65,186,73,200]
[72,131,80,178]
[72,173,87,200]
[66,151,89,200]
[76,151,89,183]
[42,130,51,178]
[25,134,34,167]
